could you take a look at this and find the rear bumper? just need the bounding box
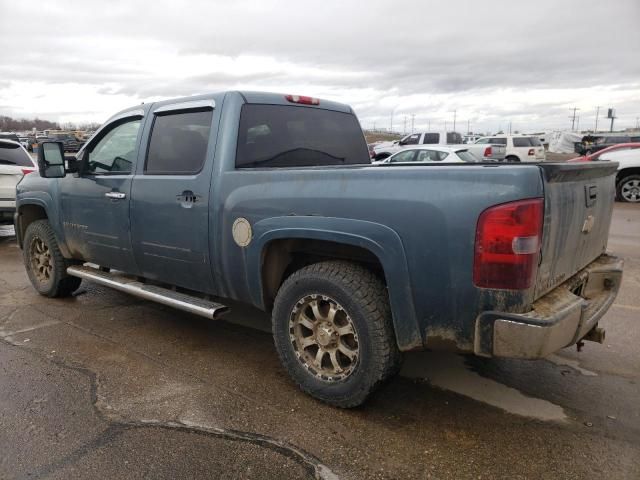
[0,203,16,222]
[474,254,623,359]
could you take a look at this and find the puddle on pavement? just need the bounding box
[546,353,598,377]
[401,351,568,422]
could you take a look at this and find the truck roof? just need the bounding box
[107,91,353,124]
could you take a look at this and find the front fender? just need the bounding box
[247,216,423,351]
[15,193,69,257]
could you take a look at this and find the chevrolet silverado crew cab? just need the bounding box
[15,91,623,407]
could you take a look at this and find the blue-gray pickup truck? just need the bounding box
[15,91,623,407]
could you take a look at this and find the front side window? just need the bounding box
[86,119,141,174]
[415,149,447,162]
[475,138,490,144]
[489,137,508,145]
[389,150,417,162]
[402,134,421,145]
[145,110,213,175]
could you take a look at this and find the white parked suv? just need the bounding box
[599,148,640,203]
[0,139,37,223]
[474,134,546,162]
[372,131,463,160]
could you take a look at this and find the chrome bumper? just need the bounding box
[474,254,623,359]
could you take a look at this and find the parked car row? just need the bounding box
[371,132,545,163]
[568,142,640,203]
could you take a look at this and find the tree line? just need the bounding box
[0,115,102,132]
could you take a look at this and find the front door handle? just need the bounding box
[105,192,126,199]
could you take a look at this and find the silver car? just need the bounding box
[0,140,37,223]
[373,145,484,165]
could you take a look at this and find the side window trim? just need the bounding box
[153,99,215,114]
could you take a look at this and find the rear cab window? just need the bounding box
[0,142,33,167]
[236,104,369,168]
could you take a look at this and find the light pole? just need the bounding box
[594,106,600,132]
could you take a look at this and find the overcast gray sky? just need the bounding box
[1,0,639,133]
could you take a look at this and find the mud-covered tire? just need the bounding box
[23,220,81,297]
[272,260,402,408]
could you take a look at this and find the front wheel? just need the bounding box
[617,175,640,203]
[23,220,82,297]
[272,261,401,407]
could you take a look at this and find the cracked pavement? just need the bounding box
[0,204,639,479]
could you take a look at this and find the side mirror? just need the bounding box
[397,140,404,146]
[37,142,66,178]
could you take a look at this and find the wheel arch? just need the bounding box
[246,216,423,351]
[616,167,640,184]
[16,201,49,249]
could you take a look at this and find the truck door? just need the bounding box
[130,99,217,293]
[59,112,144,272]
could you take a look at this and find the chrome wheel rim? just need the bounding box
[29,236,53,283]
[289,294,359,381]
[621,179,640,202]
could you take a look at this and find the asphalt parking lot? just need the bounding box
[0,204,639,480]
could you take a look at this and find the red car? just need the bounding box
[567,142,640,162]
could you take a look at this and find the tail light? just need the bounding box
[528,148,535,156]
[483,146,492,157]
[21,168,35,175]
[473,198,543,290]
[285,94,320,105]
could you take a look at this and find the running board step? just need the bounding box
[67,265,229,319]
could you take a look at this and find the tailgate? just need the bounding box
[534,162,618,299]
[491,145,506,160]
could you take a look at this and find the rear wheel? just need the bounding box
[505,155,520,162]
[617,175,640,203]
[23,220,82,297]
[272,260,401,408]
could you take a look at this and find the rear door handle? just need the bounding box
[105,192,126,199]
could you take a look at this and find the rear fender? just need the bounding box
[247,216,423,351]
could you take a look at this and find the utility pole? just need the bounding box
[570,107,580,130]
[509,121,512,135]
[452,110,457,132]
[467,119,470,134]
[411,114,415,134]
[594,106,600,132]
[403,115,407,135]
[576,116,580,131]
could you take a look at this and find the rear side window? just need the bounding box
[422,133,440,144]
[513,137,542,147]
[0,142,33,167]
[455,150,478,162]
[236,104,369,168]
[146,110,213,174]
